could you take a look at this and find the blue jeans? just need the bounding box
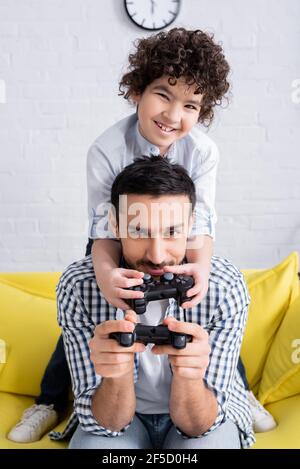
[69,415,241,449]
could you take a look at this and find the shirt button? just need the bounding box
[150,147,160,156]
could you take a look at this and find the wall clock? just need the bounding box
[124,0,181,31]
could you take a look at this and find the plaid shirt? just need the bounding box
[50,254,255,448]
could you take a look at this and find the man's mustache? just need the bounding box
[137,261,176,270]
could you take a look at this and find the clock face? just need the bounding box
[124,0,181,31]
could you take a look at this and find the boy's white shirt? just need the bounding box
[87,113,219,240]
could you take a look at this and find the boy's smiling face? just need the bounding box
[132,75,203,156]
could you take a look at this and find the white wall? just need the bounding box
[0,0,299,271]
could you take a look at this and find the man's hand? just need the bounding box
[151,317,211,380]
[163,263,209,308]
[98,268,145,311]
[89,311,145,379]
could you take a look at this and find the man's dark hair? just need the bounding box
[111,155,196,225]
[119,27,230,127]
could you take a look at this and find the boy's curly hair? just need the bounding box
[119,28,230,127]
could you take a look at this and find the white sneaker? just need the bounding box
[7,404,58,443]
[248,391,277,433]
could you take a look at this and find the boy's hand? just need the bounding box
[98,267,145,311]
[89,310,145,379]
[163,263,209,308]
[152,317,211,380]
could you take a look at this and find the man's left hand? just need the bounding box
[151,317,211,380]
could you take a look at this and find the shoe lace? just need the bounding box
[16,404,55,431]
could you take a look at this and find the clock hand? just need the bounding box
[150,0,156,15]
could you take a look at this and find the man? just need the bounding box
[57,155,255,449]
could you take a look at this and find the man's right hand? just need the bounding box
[89,311,146,379]
[97,267,145,311]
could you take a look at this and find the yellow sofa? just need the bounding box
[0,252,299,449]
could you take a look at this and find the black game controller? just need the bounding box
[126,272,194,315]
[109,324,192,350]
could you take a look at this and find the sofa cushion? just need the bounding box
[0,272,59,301]
[0,273,61,396]
[258,293,300,405]
[241,251,299,391]
[251,394,300,449]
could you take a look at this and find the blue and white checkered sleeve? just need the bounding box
[176,273,250,439]
[56,278,131,437]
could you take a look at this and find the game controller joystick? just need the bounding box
[126,272,194,315]
[109,324,192,350]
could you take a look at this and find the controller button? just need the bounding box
[161,272,174,282]
[143,273,152,283]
